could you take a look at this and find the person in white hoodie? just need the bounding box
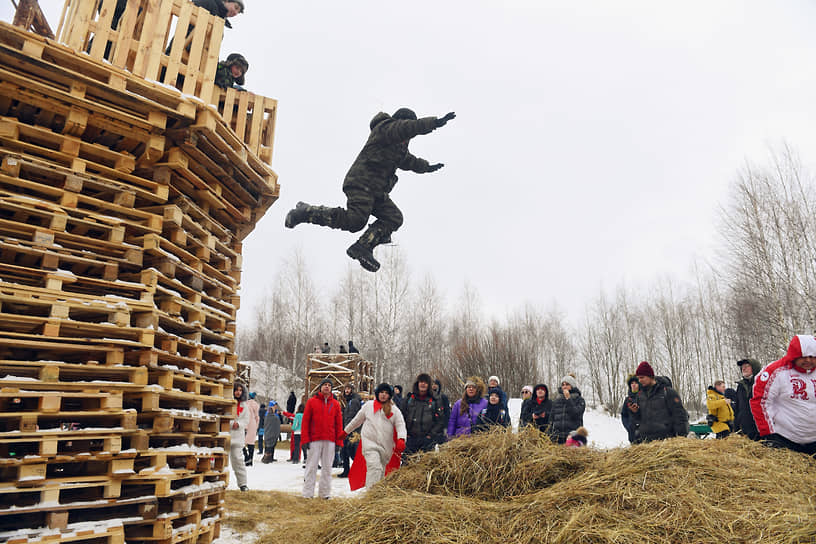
[340,383,407,490]
[230,382,250,491]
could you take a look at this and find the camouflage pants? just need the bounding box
[332,185,403,234]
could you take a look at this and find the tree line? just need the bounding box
[238,146,816,415]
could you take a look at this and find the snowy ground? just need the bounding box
[226,400,629,497]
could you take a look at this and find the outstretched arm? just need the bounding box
[379,112,456,144]
[399,152,443,174]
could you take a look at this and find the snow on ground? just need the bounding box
[226,399,629,496]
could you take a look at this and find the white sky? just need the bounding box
[12,1,816,323]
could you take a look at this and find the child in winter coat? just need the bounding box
[474,388,510,432]
[340,383,407,490]
[565,426,589,447]
[447,378,488,438]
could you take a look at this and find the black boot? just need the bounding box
[285,202,337,229]
[346,223,391,272]
[346,242,380,272]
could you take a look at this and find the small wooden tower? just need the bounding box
[0,0,278,542]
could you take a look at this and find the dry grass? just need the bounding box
[224,428,816,544]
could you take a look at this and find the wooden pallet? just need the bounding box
[210,88,277,165]
[124,388,233,416]
[0,521,126,544]
[0,495,156,532]
[0,429,147,459]
[136,410,221,435]
[0,21,196,121]
[146,432,228,452]
[0,451,136,488]
[58,0,221,102]
[133,450,227,477]
[0,405,137,433]
[0,334,126,365]
[126,345,233,384]
[0,387,123,413]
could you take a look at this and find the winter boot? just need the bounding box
[346,223,391,272]
[346,242,380,272]
[284,202,337,229]
[261,452,274,464]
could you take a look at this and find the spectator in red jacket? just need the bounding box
[301,379,344,498]
[750,335,816,455]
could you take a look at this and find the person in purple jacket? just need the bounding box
[447,378,488,438]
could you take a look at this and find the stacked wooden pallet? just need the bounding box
[0,1,278,543]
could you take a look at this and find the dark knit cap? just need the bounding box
[635,361,655,377]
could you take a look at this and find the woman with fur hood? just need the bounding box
[549,375,586,444]
[447,377,489,438]
[340,383,407,490]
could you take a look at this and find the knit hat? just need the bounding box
[561,375,577,389]
[487,387,501,398]
[521,385,533,394]
[318,378,333,389]
[248,392,256,399]
[374,383,394,399]
[635,361,655,377]
[464,379,477,388]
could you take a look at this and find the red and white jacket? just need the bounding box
[750,335,816,444]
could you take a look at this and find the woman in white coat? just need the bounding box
[230,382,250,491]
[341,383,407,490]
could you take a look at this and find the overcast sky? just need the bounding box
[17,1,816,324]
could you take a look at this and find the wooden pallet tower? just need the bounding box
[304,353,375,402]
[0,0,278,542]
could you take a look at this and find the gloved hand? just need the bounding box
[338,430,348,441]
[395,438,406,454]
[427,163,444,172]
[302,442,310,451]
[435,112,456,127]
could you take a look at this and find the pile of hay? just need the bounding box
[226,427,816,544]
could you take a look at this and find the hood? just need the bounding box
[533,383,549,402]
[369,112,390,130]
[773,335,816,373]
[433,378,444,395]
[626,374,639,387]
[737,358,762,376]
[654,375,673,388]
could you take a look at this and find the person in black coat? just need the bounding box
[401,374,444,456]
[338,384,362,477]
[734,358,761,440]
[620,375,640,444]
[549,375,586,444]
[286,391,297,415]
[348,341,360,354]
[522,384,552,432]
[628,361,689,442]
[257,401,266,454]
[432,379,451,441]
[392,385,403,409]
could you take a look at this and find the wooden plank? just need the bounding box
[162,0,192,86]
